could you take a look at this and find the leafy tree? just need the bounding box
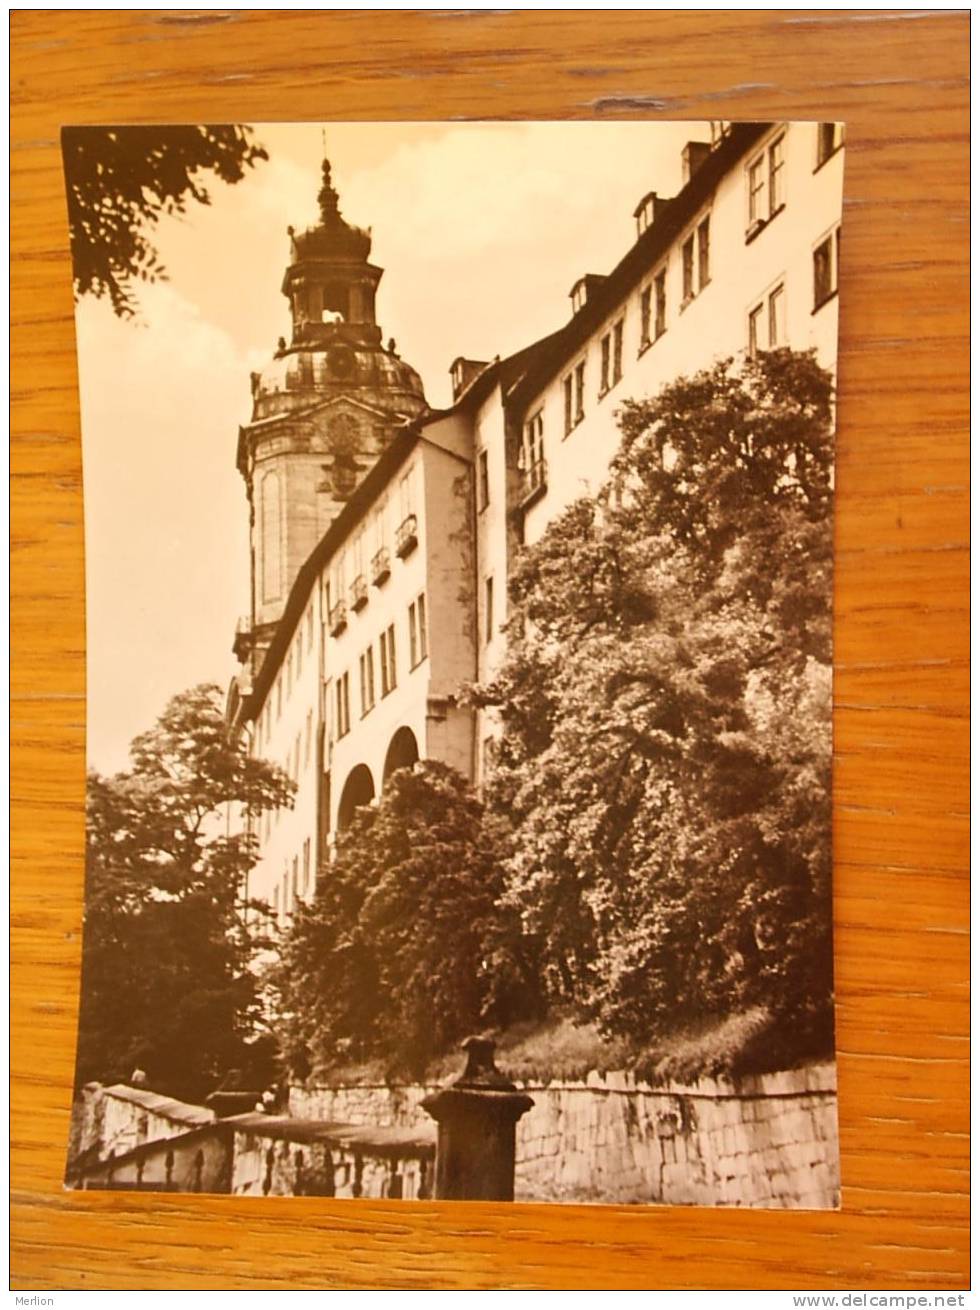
[272,762,539,1080]
[479,350,835,1073]
[77,684,293,1102]
[62,124,267,317]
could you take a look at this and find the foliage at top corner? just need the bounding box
[63,124,267,318]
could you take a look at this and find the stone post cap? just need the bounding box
[455,1034,516,1090]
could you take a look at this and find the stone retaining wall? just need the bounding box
[291,1062,839,1208]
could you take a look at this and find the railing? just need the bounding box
[349,575,368,612]
[371,546,390,586]
[520,458,547,508]
[395,513,418,559]
[328,599,347,636]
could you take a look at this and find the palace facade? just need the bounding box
[228,120,844,924]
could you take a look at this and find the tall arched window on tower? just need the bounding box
[260,469,282,603]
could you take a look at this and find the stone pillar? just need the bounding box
[421,1036,533,1202]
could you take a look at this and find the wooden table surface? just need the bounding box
[11,8,970,1292]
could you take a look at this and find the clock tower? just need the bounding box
[234,158,427,676]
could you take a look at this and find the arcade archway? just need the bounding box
[336,763,375,832]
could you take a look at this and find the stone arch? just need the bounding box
[382,726,420,787]
[336,763,375,832]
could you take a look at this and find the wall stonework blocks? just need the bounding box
[292,1061,839,1208]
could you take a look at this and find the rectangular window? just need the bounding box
[768,283,785,348]
[302,838,310,893]
[522,411,542,471]
[697,217,710,291]
[359,647,375,716]
[817,122,844,168]
[612,318,624,385]
[748,282,786,356]
[748,134,786,235]
[654,268,666,338]
[307,605,314,651]
[304,709,312,767]
[292,855,299,903]
[276,678,282,719]
[574,361,585,423]
[748,303,764,358]
[417,591,427,662]
[373,503,386,554]
[639,284,652,348]
[380,624,397,696]
[336,673,350,739]
[399,468,414,521]
[477,449,489,511]
[408,592,429,669]
[813,228,839,310]
[769,134,785,212]
[682,234,695,302]
[748,155,766,223]
[599,333,611,393]
[296,633,303,678]
[563,373,574,435]
[485,576,494,645]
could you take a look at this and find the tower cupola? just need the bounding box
[281,159,383,351]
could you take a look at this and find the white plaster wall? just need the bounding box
[248,586,322,920]
[520,123,843,549]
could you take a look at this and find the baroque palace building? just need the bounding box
[228,120,844,925]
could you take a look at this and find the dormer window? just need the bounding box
[633,192,658,239]
[450,356,488,400]
[569,274,607,316]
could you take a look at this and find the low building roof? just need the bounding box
[228,1113,436,1157]
[101,1084,215,1128]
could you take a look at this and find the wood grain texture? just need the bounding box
[10,8,969,1291]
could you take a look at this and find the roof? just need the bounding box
[228,1114,436,1157]
[505,122,771,415]
[101,1084,215,1128]
[75,1115,435,1182]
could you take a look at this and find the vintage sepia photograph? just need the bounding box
[63,119,844,1207]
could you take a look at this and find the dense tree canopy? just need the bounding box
[478,349,836,1072]
[272,762,538,1080]
[63,124,266,317]
[78,685,293,1101]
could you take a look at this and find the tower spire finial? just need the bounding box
[318,131,341,224]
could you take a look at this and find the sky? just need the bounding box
[75,120,712,774]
